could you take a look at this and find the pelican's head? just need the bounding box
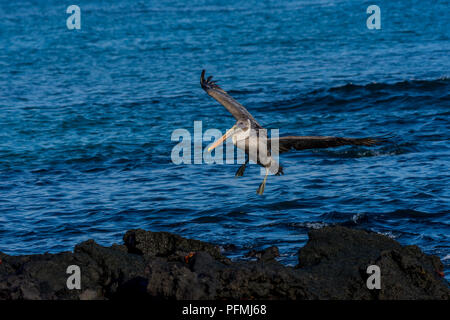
[208,119,251,152]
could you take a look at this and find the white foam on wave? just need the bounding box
[351,213,365,224]
[377,231,397,239]
[304,222,328,229]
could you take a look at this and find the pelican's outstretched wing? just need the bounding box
[201,70,262,128]
[270,136,380,153]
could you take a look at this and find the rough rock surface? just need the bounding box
[0,226,448,300]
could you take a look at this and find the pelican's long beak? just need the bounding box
[208,125,236,152]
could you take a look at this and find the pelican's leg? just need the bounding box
[235,159,249,177]
[256,167,269,195]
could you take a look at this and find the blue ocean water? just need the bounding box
[0,0,449,279]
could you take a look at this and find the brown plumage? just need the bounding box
[201,70,262,129]
[200,70,381,195]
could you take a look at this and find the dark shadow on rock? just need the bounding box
[108,276,150,300]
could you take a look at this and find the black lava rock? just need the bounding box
[0,226,448,300]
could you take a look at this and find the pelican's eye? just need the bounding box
[236,120,250,132]
[238,122,249,131]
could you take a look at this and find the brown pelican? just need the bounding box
[201,70,380,195]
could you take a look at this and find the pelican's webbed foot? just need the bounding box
[256,167,269,195]
[235,164,247,177]
[256,181,266,195]
[235,159,249,177]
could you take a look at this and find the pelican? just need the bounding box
[201,70,380,195]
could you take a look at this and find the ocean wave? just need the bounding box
[268,77,450,113]
[328,77,450,93]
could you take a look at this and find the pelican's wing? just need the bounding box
[270,136,380,153]
[200,70,262,128]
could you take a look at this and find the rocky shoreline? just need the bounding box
[0,225,448,300]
